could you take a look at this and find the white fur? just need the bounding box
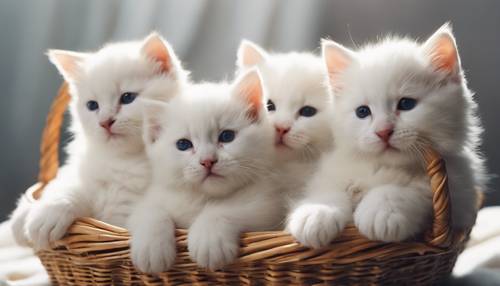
[10,196,31,246]
[237,41,333,162]
[13,33,186,249]
[288,24,486,246]
[128,70,285,273]
[236,41,334,203]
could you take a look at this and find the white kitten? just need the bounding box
[237,41,333,163]
[128,69,285,273]
[236,41,334,199]
[13,33,187,249]
[288,24,486,247]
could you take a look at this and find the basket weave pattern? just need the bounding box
[29,84,467,285]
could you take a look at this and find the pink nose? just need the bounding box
[200,158,218,170]
[376,128,394,143]
[275,125,290,137]
[99,119,115,131]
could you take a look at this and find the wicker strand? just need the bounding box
[423,149,453,248]
[38,83,70,185]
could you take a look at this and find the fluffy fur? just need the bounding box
[236,41,334,200]
[288,24,486,247]
[128,69,285,273]
[237,41,333,162]
[11,33,187,249]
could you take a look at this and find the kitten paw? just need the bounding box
[25,201,76,250]
[354,185,427,242]
[130,230,176,273]
[287,203,348,248]
[188,218,239,271]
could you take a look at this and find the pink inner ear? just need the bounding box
[240,43,264,67]
[429,36,458,74]
[246,85,262,120]
[324,46,352,92]
[143,36,172,73]
[49,51,85,82]
[236,71,263,121]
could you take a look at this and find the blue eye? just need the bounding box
[267,100,276,112]
[120,92,138,105]
[298,106,317,117]
[218,130,235,143]
[397,97,417,111]
[355,105,371,119]
[176,139,193,151]
[86,100,99,111]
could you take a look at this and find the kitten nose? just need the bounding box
[376,128,394,142]
[200,158,218,170]
[275,125,290,137]
[99,118,115,131]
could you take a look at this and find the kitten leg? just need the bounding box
[128,189,176,273]
[10,195,31,246]
[25,180,90,250]
[286,159,352,249]
[187,213,240,271]
[188,183,283,270]
[287,190,352,248]
[354,184,432,242]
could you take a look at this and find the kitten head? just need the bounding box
[48,32,187,154]
[237,40,333,162]
[144,69,274,197]
[323,23,474,165]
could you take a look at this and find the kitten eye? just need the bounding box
[120,92,138,105]
[86,100,99,111]
[267,100,276,112]
[176,139,193,151]
[355,105,371,119]
[298,106,317,117]
[397,97,417,111]
[218,130,235,143]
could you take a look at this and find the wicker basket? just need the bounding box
[25,83,470,285]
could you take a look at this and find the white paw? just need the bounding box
[25,201,76,250]
[10,200,31,246]
[130,231,176,273]
[188,218,239,271]
[354,186,425,242]
[287,203,348,249]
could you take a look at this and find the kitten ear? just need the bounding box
[322,39,356,93]
[141,32,178,75]
[233,68,264,121]
[236,40,267,69]
[141,99,168,145]
[422,23,461,76]
[47,50,88,83]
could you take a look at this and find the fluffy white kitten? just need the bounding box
[128,69,285,273]
[236,41,333,163]
[236,41,334,205]
[288,24,486,247]
[12,33,187,249]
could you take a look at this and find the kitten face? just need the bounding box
[323,24,468,164]
[146,70,274,197]
[49,33,186,153]
[237,42,333,162]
